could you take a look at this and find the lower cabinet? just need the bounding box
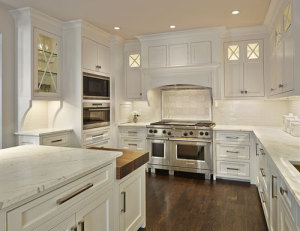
[119,126,146,151]
[278,196,297,231]
[116,166,146,231]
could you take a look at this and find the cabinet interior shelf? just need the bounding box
[38,49,58,57]
[38,70,58,75]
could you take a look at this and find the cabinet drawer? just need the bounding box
[216,144,250,161]
[7,164,113,231]
[119,127,146,138]
[83,128,110,145]
[41,133,69,147]
[216,132,250,143]
[258,184,270,225]
[120,137,145,151]
[217,161,250,179]
[278,178,297,222]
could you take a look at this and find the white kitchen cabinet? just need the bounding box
[148,45,167,68]
[117,166,146,231]
[83,37,111,76]
[125,51,142,100]
[278,196,297,231]
[269,158,278,231]
[82,127,111,149]
[224,40,264,98]
[215,131,255,182]
[15,129,72,147]
[169,43,189,66]
[119,126,146,151]
[190,42,212,65]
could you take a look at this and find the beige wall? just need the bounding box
[0,3,16,148]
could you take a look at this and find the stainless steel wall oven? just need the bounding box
[83,102,110,130]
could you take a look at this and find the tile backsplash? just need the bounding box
[287,98,300,117]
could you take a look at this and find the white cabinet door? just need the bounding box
[148,45,167,67]
[169,43,188,66]
[83,38,98,72]
[32,215,76,231]
[98,44,111,75]
[282,32,294,93]
[190,42,212,65]
[243,41,264,97]
[76,188,114,231]
[278,196,297,231]
[224,62,244,97]
[120,137,145,151]
[119,169,145,231]
[126,69,142,99]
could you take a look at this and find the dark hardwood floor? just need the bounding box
[141,171,267,231]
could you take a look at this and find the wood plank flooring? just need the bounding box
[142,171,267,231]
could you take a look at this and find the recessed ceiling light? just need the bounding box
[170,25,176,29]
[114,26,120,30]
[232,10,240,15]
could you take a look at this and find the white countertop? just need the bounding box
[214,125,300,205]
[15,128,73,136]
[0,145,122,211]
[118,122,150,127]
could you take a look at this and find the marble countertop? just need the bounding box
[118,122,151,127]
[15,128,73,136]
[0,145,122,211]
[214,125,300,205]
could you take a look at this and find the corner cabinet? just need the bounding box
[224,40,264,98]
[34,28,62,98]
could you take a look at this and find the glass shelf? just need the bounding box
[38,70,58,75]
[38,49,58,57]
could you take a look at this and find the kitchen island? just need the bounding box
[0,145,147,231]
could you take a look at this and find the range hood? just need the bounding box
[141,65,220,99]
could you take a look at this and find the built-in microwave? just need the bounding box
[83,72,110,100]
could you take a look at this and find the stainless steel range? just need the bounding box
[146,121,215,179]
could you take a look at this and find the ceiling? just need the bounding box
[0,0,270,39]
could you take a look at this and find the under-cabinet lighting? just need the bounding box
[170,25,176,29]
[114,26,120,30]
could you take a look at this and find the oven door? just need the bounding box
[146,138,170,166]
[170,139,212,170]
[83,73,110,100]
[83,107,110,130]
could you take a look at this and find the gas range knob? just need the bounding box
[184,132,188,136]
[205,132,209,136]
[200,131,204,136]
[189,131,194,135]
[149,129,153,133]
[154,130,158,134]
[167,132,172,136]
[162,130,167,134]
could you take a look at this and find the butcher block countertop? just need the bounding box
[90,148,149,179]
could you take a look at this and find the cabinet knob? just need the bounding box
[278,84,284,88]
[270,88,274,91]
[280,187,288,196]
[96,65,102,69]
[140,93,142,96]
[244,90,248,94]
[240,91,244,94]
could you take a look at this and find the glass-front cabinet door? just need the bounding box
[34,28,61,99]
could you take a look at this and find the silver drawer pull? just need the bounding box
[92,134,104,139]
[57,183,93,205]
[226,136,239,139]
[121,191,126,213]
[128,143,138,146]
[227,167,239,171]
[272,175,277,198]
[186,162,195,165]
[226,150,239,154]
[259,148,265,155]
[128,131,138,134]
[260,191,266,203]
[260,168,266,177]
[280,187,288,196]
[51,139,63,143]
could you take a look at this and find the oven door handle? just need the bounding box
[146,137,168,141]
[87,108,110,111]
[169,138,212,143]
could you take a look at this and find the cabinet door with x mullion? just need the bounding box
[33,28,61,99]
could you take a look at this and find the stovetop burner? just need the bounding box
[150,121,215,128]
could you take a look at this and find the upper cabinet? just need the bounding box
[224,40,264,98]
[11,8,63,101]
[34,28,61,98]
[82,37,110,76]
[145,41,212,68]
[267,0,300,97]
